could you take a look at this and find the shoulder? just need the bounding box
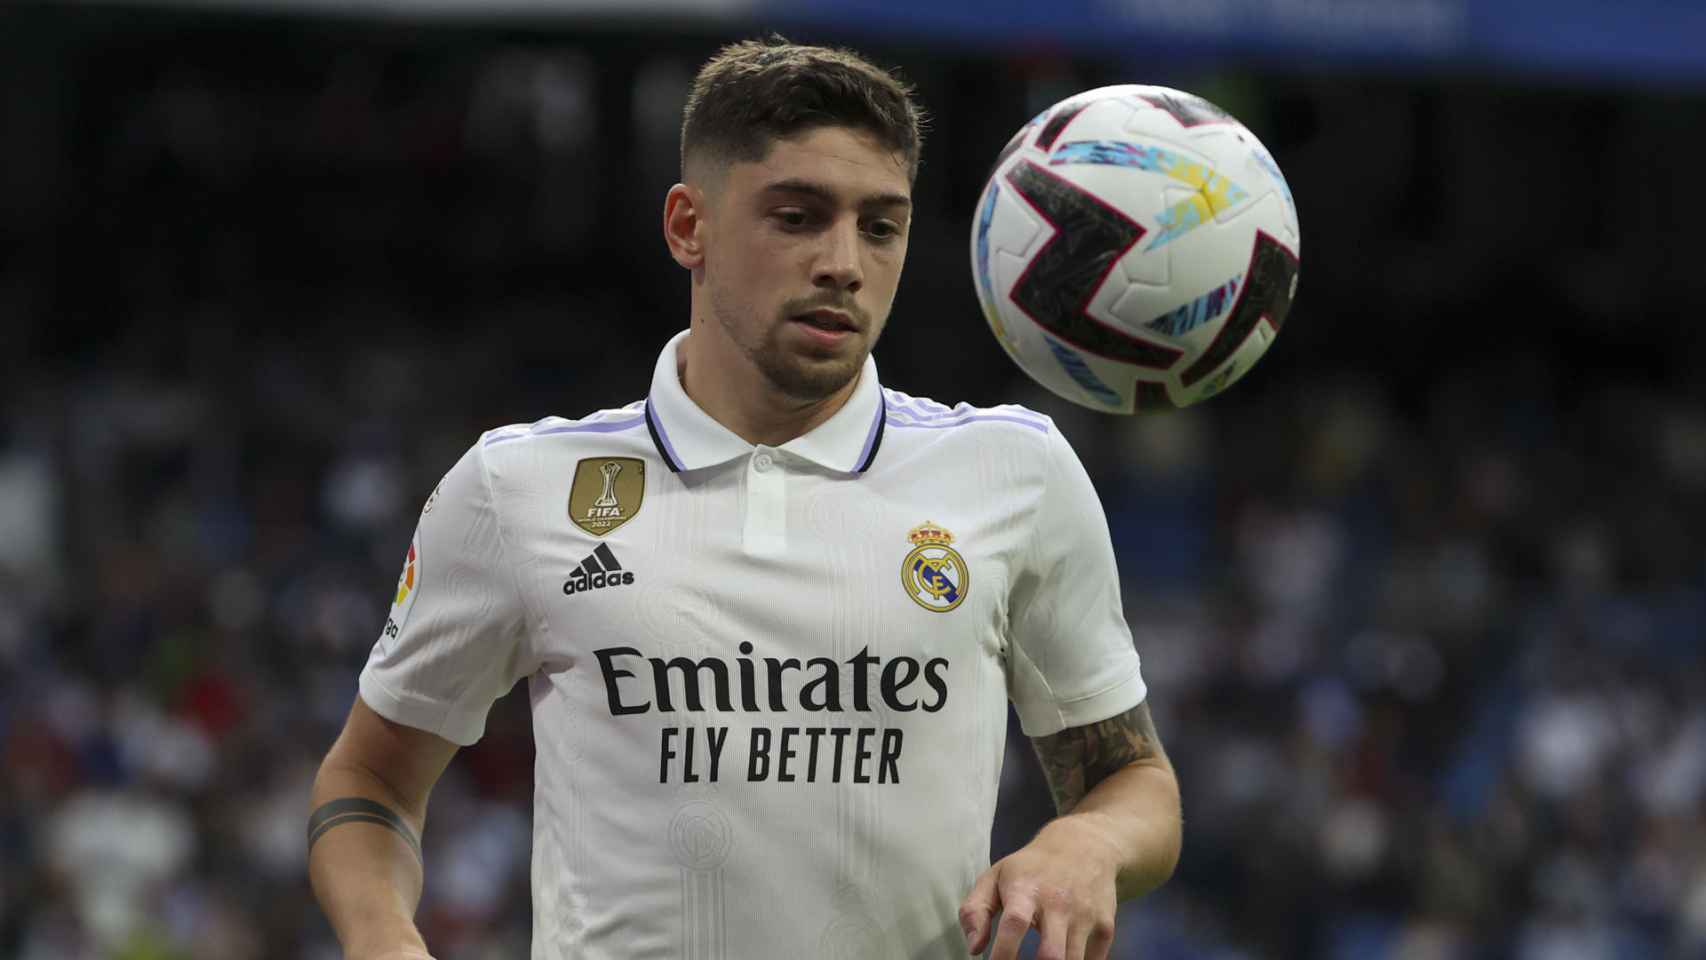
[880,387,1058,452]
[465,401,651,483]
[476,400,650,455]
[878,388,1096,509]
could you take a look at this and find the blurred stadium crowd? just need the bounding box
[3,10,1705,960]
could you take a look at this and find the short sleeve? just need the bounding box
[1005,425,1148,737]
[359,440,536,746]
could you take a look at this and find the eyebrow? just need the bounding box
[761,177,912,212]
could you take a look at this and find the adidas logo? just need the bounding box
[561,543,636,596]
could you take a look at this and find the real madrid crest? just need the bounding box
[901,521,969,613]
[568,457,645,536]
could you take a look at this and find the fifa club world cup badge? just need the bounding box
[568,457,645,536]
[901,522,969,613]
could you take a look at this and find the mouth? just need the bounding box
[790,309,859,334]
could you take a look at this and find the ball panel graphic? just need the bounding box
[972,85,1300,413]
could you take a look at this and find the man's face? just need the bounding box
[696,126,912,402]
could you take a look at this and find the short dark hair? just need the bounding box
[681,36,926,185]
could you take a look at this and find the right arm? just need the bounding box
[309,696,459,960]
[314,439,534,957]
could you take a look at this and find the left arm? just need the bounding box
[959,701,1182,960]
[1030,700,1181,900]
[964,425,1182,959]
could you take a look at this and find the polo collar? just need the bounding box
[644,330,886,475]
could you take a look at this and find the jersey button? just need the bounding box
[753,452,774,472]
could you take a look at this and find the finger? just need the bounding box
[1035,903,1069,960]
[959,866,1002,955]
[1085,914,1116,960]
[1067,919,1091,960]
[988,893,1038,960]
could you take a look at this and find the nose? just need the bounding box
[812,219,863,294]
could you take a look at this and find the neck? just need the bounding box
[678,325,859,447]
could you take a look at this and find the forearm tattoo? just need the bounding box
[1030,702,1163,815]
[307,797,423,864]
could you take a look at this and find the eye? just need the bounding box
[773,208,813,230]
[864,219,904,242]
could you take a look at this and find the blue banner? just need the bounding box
[757,0,1706,86]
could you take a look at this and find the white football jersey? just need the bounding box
[360,330,1147,959]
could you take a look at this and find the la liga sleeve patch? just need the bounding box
[381,527,422,647]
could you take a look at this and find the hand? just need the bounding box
[959,816,1122,960]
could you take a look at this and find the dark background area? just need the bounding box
[3,4,1704,959]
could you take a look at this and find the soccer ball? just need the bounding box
[970,85,1301,413]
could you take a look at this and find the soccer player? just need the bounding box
[308,37,1181,960]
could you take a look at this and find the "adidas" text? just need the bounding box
[562,543,635,596]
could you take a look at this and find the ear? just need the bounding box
[663,183,706,270]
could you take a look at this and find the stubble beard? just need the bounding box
[708,288,871,404]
